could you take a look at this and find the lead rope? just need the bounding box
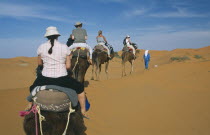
[72,49,80,72]
[62,102,75,135]
[33,98,45,135]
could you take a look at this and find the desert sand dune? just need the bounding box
[0,46,210,135]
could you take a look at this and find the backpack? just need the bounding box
[105,43,114,54]
[66,38,74,47]
[131,43,138,50]
[123,38,126,45]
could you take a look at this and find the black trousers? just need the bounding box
[30,75,84,94]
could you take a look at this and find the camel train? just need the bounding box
[22,45,137,135]
[22,44,138,135]
[21,26,137,135]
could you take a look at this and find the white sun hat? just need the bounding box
[44,26,60,37]
[74,22,82,26]
[126,35,130,38]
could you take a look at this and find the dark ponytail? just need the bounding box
[47,35,59,55]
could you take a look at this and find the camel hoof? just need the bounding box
[91,77,94,80]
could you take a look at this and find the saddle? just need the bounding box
[122,46,133,52]
[33,90,71,112]
[71,47,89,59]
[94,45,108,52]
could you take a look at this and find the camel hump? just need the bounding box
[34,90,75,112]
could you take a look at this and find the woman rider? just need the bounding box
[96,30,111,59]
[30,26,88,117]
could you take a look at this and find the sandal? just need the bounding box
[82,113,90,119]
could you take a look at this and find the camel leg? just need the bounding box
[98,64,101,80]
[130,60,134,74]
[105,61,109,79]
[95,66,98,81]
[95,59,100,81]
[124,62,127,76]
[91,63,94,80]
[132,60,134,73]
[96,66,100,81]
[121,62,124,77]
[122,61,126,77]
[95,63,98,81]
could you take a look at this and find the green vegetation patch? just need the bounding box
[170,56,190,62]
[19,60,27,63]
[194,55,203,59]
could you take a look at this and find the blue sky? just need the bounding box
[0,0,210,58]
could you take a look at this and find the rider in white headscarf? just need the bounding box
[144,50,149,57]
[143,50,150,69]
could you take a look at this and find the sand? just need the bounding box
[0,46,210,135]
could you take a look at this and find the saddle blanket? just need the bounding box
[94,45,108,52]
[27,85,78,107]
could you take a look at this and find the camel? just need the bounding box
[91,45,114,81]
[23,90,87,135]
[69,48,90,83]
[121,46,135,77]
[23,106,86,135]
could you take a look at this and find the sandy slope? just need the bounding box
[0,46,210,135]
[85,61,210,135]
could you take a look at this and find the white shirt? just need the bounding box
[37,40,70,78]
[126,39,130,45]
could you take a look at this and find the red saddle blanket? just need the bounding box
[122,46,133,52]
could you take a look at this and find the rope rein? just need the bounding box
[62,103,75,135]
[72,49,80,72]
[33,98,45,135]
[37,106,45,135]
